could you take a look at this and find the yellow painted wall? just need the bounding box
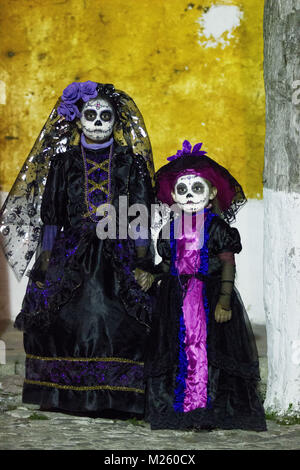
[0,0,265,198]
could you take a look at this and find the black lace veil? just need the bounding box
[0,83,155,281]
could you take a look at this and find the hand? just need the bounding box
[36,281,45,289]
[134,268,154,292]
[31,251,51,287]
[214,302,232,323]
[39,250,50,272]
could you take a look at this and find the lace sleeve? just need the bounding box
[218,252,236,310]
[128,154,154,249]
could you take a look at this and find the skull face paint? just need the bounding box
[172,175,213,213]
[80,97,115,142]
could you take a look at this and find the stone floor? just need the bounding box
[0,323,300,451]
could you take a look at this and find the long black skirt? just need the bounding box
[144,275,267,431]
[15,227,149,417]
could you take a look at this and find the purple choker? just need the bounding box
[81,133,114,150]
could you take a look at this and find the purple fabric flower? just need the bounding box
[57,101,80,121]
[58,81,98,121]
[167,140,207,161]
[192,142,207,155]
[182,140,192,154]
[62,82,81,104]
[80,81,98,102]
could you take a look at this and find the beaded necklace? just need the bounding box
[81,143,113,222]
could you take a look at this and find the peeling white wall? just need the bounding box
[234,199,264,325]
[0,81,6,105]
[263,188,300,414]
[197,4,244,48]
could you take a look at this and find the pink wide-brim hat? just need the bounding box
[156,141,246,222]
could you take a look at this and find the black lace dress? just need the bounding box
[144,212,267,431]
[14,144,154,417]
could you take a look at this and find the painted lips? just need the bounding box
[185,199,205,204]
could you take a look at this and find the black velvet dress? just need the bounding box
[144,212,267,431]
[15,144,154,417]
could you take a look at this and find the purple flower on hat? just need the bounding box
[57,101,80,121]
[62,82,81,104]
[191,142,207,155]
[80,81,98,102]
[182,140,192,154]
[167,140,207,161]
[167,140,191,161]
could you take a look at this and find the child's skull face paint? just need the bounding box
[80,98,115,142]
[172,175,211,213]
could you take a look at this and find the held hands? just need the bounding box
[36,281,46,289]
[135,266,233,316]
[134,268,154,292]
[214,301,232,323]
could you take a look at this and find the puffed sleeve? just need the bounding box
[210,217,242,255]
[39,154,69,253]
[128,153,154,248]
[40,154,68,227]
[128,154,154,207]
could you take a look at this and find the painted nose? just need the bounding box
[94,120,102,126]
[186,193,193,198]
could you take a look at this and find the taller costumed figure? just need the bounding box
[0,81,155,418]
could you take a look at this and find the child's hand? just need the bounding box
[214,302,232,323]
[134,268,154,292]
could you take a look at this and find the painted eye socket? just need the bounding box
[192,182,205,194]
[100,110,113,122]
[176,183,188,195]
[83,109,97,121]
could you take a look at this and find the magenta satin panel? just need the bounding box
[175,214,208,412]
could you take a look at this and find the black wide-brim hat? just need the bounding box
[156,141,247,223]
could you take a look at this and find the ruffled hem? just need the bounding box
[15,228,93,332]
[146,408,267,432]
[14,265,83,332]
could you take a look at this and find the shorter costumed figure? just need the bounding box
[136,141,267,431]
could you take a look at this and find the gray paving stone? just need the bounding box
[0,376,299,451]
[1,324,299,450]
